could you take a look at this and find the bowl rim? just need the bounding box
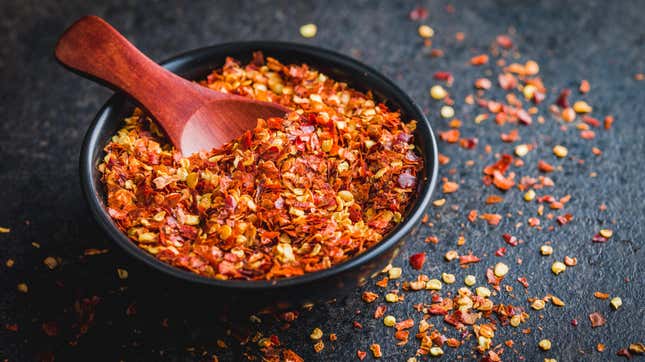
[80,41,438,290]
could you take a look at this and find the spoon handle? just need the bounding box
[55,15,205,133]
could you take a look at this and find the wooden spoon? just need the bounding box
[55,15,289,155]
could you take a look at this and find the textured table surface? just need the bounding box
[1,0,644,361]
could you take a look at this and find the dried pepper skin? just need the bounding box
[100,54,423,281]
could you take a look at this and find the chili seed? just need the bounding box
[426,279,442,290]
[418,25,434,38]
[299,24,317,38]
[539,339,552,351]
[440,106,455,119]
[573,101,592,113]
[561,107,576,122]
[17,283,28,293]
[383,315,396,327]
[445,250,459,261]
[430,346,444,356]
[515,144,530,157]
[494,262,509,277]
[464,275,476,286]
[388,267,402,280]
[442,273,456,284]
[531,299,546,310]
[524,189,536,201]
[430,85,448,100]
[43,256,59,270]
[310,327,323,340]
[117,268,129,280]
[551,261,566,275]
[385,293,399,303]
[610,297,622,310]
[553,145,568,158]
[476,287,491,297]
[540,245,553,256]
[599,229,613,238]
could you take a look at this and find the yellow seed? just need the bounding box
[440,106,455,119]
[426,279,442,290]
[219,225,232,240]
[540,245,553,256]
[544,359,558,362]
[551,296,565,307]
[418,25,434,38]
[523,84,537,100]
[338,190,354,202]
[6,259,14,268]
[539,339,552,351]
[17,283,28,293]
[388,267,403,280]
[430,85,448,100]
[299,23,317,38]
[610,297,622,310]
[310,327,323,340]
[524,189,536,201]
[444,250,459,261]
[515,144,530,157]
[553,145,568,158]
[510,315,522,327]
[531,299,546,310]
[573,100,592,113]
[476,287,491,298]
[561,107,576,122]
[184,214,200,225]
[494,262,509,277]
[385,293,399,303]
[117,268,129,280]
[551,261,566,275]
[383,315,396,327]
[186,172,199,189]
[429,346,444,356]
[599,229,613,238]
[464,275,476,286]
[43,256,59,270]
[321,139,333,152]
[433,198,446,207]
[442,273,456,284]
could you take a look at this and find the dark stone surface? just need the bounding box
[1,0,644,361]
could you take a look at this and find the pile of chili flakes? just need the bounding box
[99,53,423,280]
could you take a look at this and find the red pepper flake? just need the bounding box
[556,213,573,225]
[42,321,59,337]
[579,80,590,94]
[571,319,578,327]
[481,213,502,226]
[439,129,460,143]
[357,350,367,360]
[604,115,614,129]
[443,181,460,193]
[502,233,518,246]
[5,323,18,332]
[496,35,513,49]
[459,254,481,265]
[583,115,601,128]
[475,78,492,89]
[353,321,363,329]
[374,305,387,319]
[438,153,451,165]
[516,277,529,288]
[485,195,504,204]
[395,319,415,330]
[528,217,540,227]
[470,54,489,66]
[409,252,426,270]
[460,137,479,149]
[516,109,532,125]
[500,129,520,143]
[433,71,454,84]
[580,130,595,140]
[495,247,507,257]
[617,349,633,359]
[362,291,378,303]
[468,210,478,222]
[370,343,383,358]
[409,6,429,21]
[589,312,606,328]
[592,234,609,243]
[556,88,571,108]
[594,291,610,300]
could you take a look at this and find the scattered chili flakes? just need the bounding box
[496,35,513,49]
[362,291,378,303]
[459,254,481,265]
[443,181,460,193]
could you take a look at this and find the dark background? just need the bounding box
[1,0,644,361]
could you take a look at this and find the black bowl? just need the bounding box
[80,41,438,310]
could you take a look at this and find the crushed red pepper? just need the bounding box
[100,54,423,280]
